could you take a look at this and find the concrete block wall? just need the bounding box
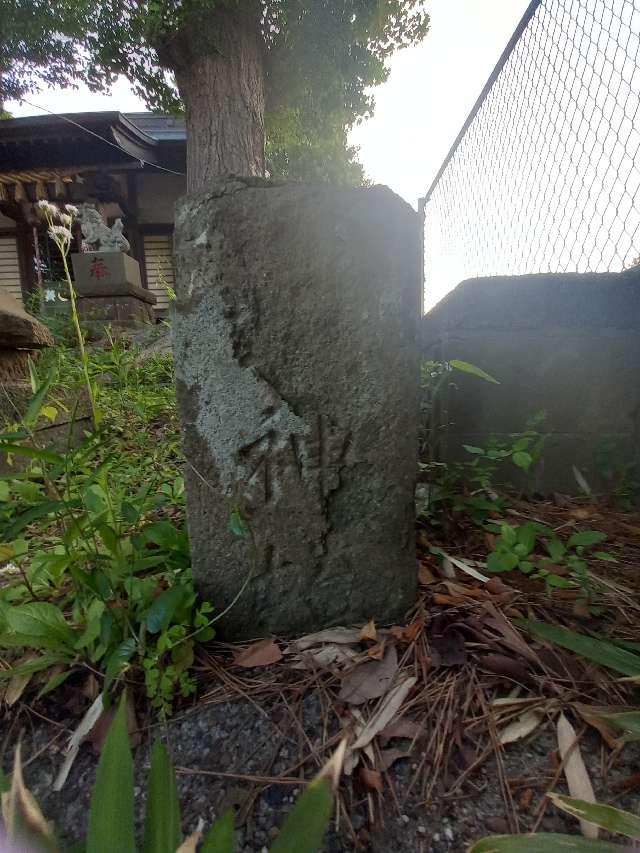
[421,271,640,495]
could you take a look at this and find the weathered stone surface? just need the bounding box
[173,178,420,637]
[71,252,146,296]
[0,293,54,349]
[77,295,155,333]
[422,272,640,495]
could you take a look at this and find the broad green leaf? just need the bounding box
[269,777,334,853]
[549,793,640,839]
[86,696,135,853]
[2,603,76,650]
[75,600,106,651]
[512,451,533,471]
[469,834,623,852]
[0,654,70,679]
[515,621,640,676]
[594,551,618,563]
[24,363,58,429]
[83,484,109,519]
[449,359,500,384]
[103,639,138,693]
[142,520,183,550]
[487,551,519,573]
[145,587,187,634]
[516,525,537,555]
[201,808,235,853]
[0,443,65,466]
[567,531,607,549]
[1,499,78,542]
[142,741,182,853]
[0,481,9,502]
[463,445,485,455]
[546,539,565,562]
[38,668,74,697]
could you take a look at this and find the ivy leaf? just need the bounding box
[487,552,519,573]
[449,359,500,384]
[229,509,249,539]
[512,451,533,471]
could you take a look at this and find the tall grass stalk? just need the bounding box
[36,201,99,428]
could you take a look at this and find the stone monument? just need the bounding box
[71,205,155,330]
[172,178,420,638]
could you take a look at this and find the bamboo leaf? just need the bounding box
[557,713,597,839]
[3,743,58,852]
[86,695,135,853]
[0,443,65,466]
[469,834,624,852]
[549,794,640,840]
[269,740,345,853]
[514,621,640,676]
[142,741,182,853]
[590,710,640,741]
[200,808,235,853]
[449,359,500,384]
[268,777,333,853]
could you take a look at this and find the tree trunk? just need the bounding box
[167,3,265,192]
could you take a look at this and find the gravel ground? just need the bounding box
[4,689,640,852]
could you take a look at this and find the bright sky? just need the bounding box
[6,1,532,208]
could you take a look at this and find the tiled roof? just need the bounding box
[125,113,186,142]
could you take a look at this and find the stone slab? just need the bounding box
[172,178,420,637]
[0,293,54,349]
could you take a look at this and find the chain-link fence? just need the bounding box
[422,0,640,311]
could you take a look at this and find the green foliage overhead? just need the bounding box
[0,0,430,183]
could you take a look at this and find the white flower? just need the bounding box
[48,225,73,243]
[36,199,60,218]
[65,204,79,216]
[44,288,57,302]
[59,213,72,227]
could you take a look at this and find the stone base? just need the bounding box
[77,295,155,333]
[172,178,420,638]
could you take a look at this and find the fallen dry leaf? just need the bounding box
[480,654,531,684]
[557,712,598,839]
[54,694,105,791]
[88,694,141,754]
[366,641,387,660]
[176,819,205,853]
[291,643,358,671]
[339,645,398,705]
[234,639,282,669]
[352,676,417,751]
[359,620,377,642]
[380,748,412,771]
[389,620,423,644]
[4,670,32,706]
[380,716,422,743]
[359,766,384,794]
[288,627,361,652]
[573,704,621,750]
[485,577,516,597]
[418,562,437,585]
[499,709,544,745]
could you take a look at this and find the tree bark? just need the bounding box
[167,3,265,192]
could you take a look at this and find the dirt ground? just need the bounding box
[5,684,640,852]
